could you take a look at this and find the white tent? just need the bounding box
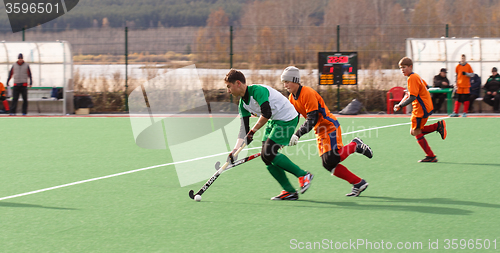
[406,38,500,85]
[0,41,73,114]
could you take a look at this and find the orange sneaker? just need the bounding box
[418,156,438,162]
[437,120,447,140]
[271,190,298,200]
[298,172,314,194]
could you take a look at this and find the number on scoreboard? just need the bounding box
[318,52,358,86]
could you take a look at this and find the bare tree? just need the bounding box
[412,0,442,37]
[195,8,230,63]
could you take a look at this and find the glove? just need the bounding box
[289,134,299,146]
[227,149,237,164]
[245,129,255,145]
[462,71,466,75]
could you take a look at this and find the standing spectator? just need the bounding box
[6,53,32,116]
[0,79,10,113]
[451,54,474,117]
[483,67,500,113]
[432,68,451,113]
[468,73,481,113]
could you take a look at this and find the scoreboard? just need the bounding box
[318,52,358,85]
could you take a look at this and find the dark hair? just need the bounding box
[224,69,246,84]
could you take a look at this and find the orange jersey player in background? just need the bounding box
[451,54,474,117]
[0,80,10,113]
[282,66,373,197]
[394,57,447,162]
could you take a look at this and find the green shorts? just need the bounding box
[262,116,299,146]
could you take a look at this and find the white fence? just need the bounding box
[406,38,500,85]
[0,41,74,114]
[0,41,73,88]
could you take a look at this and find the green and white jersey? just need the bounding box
[239,84,298,121]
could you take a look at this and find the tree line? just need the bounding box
[2,0,499,68]
[196,0,500,68]
[0,0,498,31]
[0,0,246,30]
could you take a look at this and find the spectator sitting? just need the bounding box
[483,67,500,113]
[432,68,451,113]
[468,73,481,113]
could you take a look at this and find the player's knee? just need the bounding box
[261,155,272,165]
[413,128,422,136]
[261,151,276,165]
[261,139,280,165]
[410,129,418,136]
[321,151,340,173]
[322,161,336,173]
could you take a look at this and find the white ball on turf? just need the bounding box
[194,195,202,202]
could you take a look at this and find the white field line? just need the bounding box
[0,117,448,201]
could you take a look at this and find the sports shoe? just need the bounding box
[298,172,314,194]
[462,113,467,117]
[449,113,459,117]
[418,156,438,162]
[436,120,447,140]
[346,179,369,197]
[352,137,373,159]
[271,190,299,200]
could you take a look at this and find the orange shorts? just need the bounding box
[411,115,428,130]
[316,126,344,156]
[456,87,470,94]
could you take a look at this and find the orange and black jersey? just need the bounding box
[289,85,344,152]
[407,72,433,118]
[0,82,5,97]
[456,63,473,88]
[288,85,339,131]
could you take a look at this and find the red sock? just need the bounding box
[421,123,438,135]
[338,142,356,161]
[454,101,460,113]
[333,164,361,184]
[2,100,9,111]
[463,100,470,113]
[416,134,435,157]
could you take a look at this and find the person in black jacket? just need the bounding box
[432,68,451,113]
[468,73,481,112]
[483,67,500,113]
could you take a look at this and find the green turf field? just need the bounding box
[1,116,499,252]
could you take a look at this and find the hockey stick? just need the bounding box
[214,152,261,171]
[188,144,247,199]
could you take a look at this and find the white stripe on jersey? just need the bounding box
[241,84,297,121]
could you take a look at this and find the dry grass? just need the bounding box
[73,52,197,65]
[74,61,405,113]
